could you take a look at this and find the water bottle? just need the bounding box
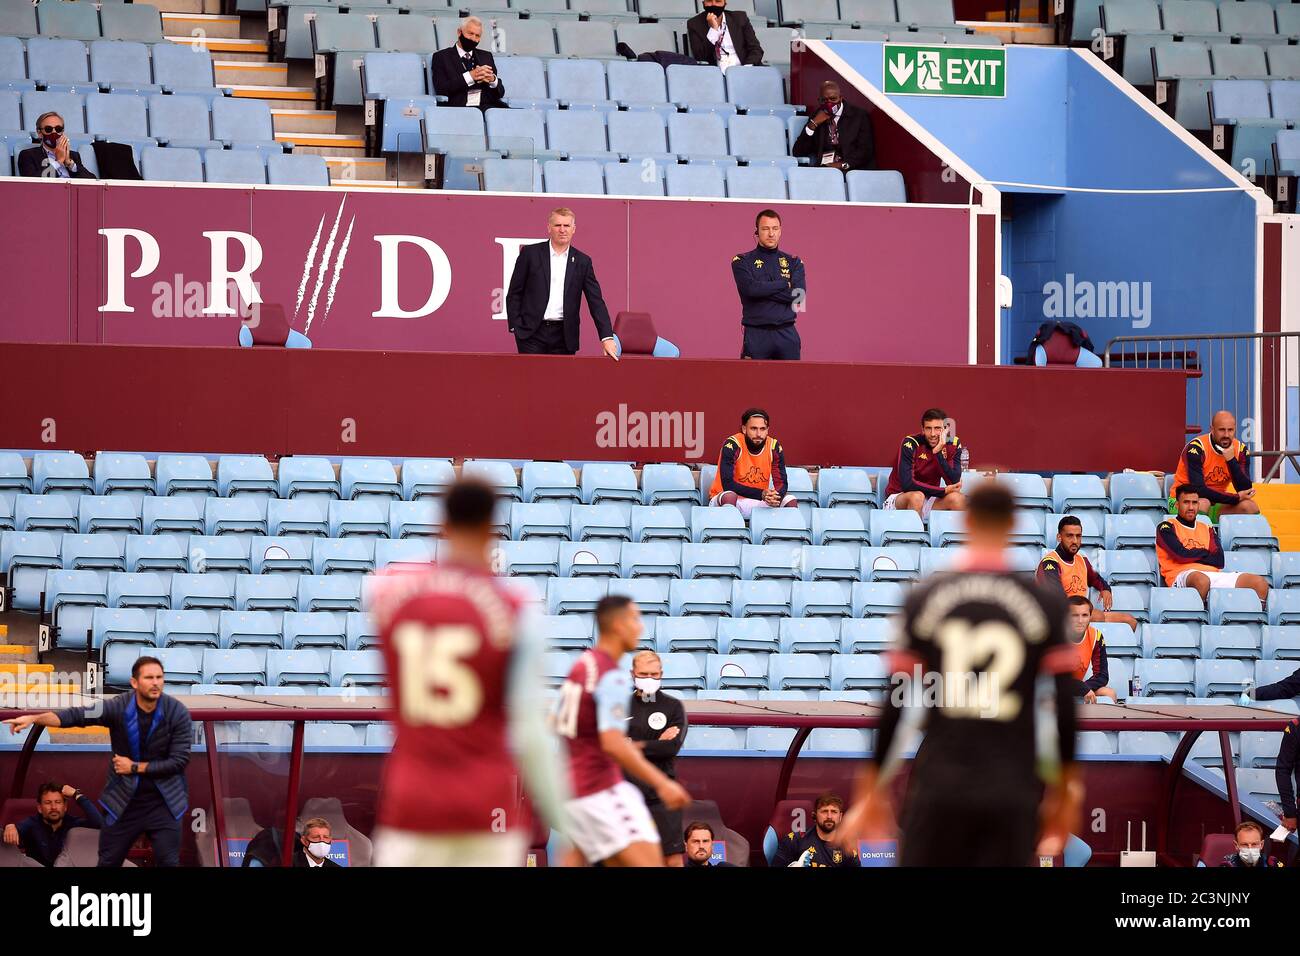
[1239,679,1253,707]
[1129,672,1142,700]
[960,445,970,472]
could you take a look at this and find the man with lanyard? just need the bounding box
[4,656,193,867]
[687,0,764,73]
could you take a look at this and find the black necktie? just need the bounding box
[463,53,474,74]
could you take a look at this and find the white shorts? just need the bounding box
[1172,570,1242,590]
[884,492,935,519]
[563,780,660,864]
[372,828,527,867]
[709,492,796,518]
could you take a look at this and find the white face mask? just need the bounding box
[307,841,331,860]
[633,677,661,696]
[1237,847,1261,866]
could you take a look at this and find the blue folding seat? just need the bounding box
[778,617,838,655]
[680,542,742,579]
[43,569,108,648]
[1140,622,1200,658]
[62,533,125,572]
[547,577,608,615]
[1270,552,1300,589]
[151,42,219,97]
[637,464,697,508]
[1130,657,1196,696]
[286,611,350,652]
[266,649,331,688]
[15,495,76,534]
[215,455,276,499]
[1238,731,1280,770]
[171,572,236,611]
[32,452,92,496]
[666,110,731,164]
[619,541,681,579]
[26,37,91,90]
[543,159,603,194]
[838,618,891,655]
[560,540,622,577]
[1268,589,1300,626]
[555,18,617,55]
[1200,624,1260,660]
[1105,585,1148,624]
[202,498,266,538]
[750,509,811,546]
[1099,549,1158,588]
[157,609,220,649]
[1154,41,1214,130]
[91,607,157,654]
[690,506,749,544]
[298,575,362,613]
[219,610,283,650]
[539,614,593,652]
[679,726,744,751]
[716,617,776,653]
[1208,588,1266,630]
[92,452,153,496]
[373,538,434,571]
[251,537,314,575]
[1108,472,1166,520]
[669,578,733,616]
[852,581,905,618]
[576,463,637,505]
[154,454,217,498]
[346,611,379,651]
[189,533,256,574]
[741,542,800,581]
[606,59,672,116]
[89,39,158,94]
[100,4,163,42]
[1150,592,1209,628]
[768,653,830,690]
[787,166,846,201]
[387,500,441,540]
[629,505,689,543]
[725,63,796,118]
[799,544,860,583]
[725,164,786,199]
[666,63,732,114]
[544,107,615,163]
[234,574,296,613]
[494,539,558,578]
[602,159,666,196]
[859,546,919,583]
[267,152,328,185]
[1117,731,1176,757]
[1219,514,1278,552]
[665,161,727,195]
[312,538,375,576]
[84,92,149,160]
[706,652,769,690]
[1262,625,1300,661]
[570,504,631,542]
[808,511,866,548]
[126,535,187,574]
[925,511,964,549]
[919,548,961,578]
[78,496,141,535]
[146,93,217,151]
[202,648,268,685]
[0,492,14,533]
[869,510,926,547]
[653,617,713,654]
[327,500,388,539]
[362,51,439,153]
[517,462,579,505]
[654,652,704,691]
[546,57,611,110]
[203,148,266,184]
[791,580,851,617]
[268,499,329,538]
[278,456,340,500]
[732,579,791,617]
[847,169,907,203]
[607,577,670,615]
[1194,658,1254,698]
[830,654,889,692]
[0,454,30,495]
[1105,513,1157,551]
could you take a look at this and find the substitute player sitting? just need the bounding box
[1066,596,1116,703]
[882,407,966,519]
[1171,410,1259,519]
[1038,515,1137,631]
[708,407,799,517]
[552,596,691,866]
[1158,484,1269,604]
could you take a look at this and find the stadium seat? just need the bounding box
[830,653,889,692]
[852,581,905,618]
[91,453,153,497]
[778,617,839,654]
[1268,589,1300,626]
[266,649,331,688]
[1240,731,1282,769]
[252,537,314,575]
[61,534,124,573]
[811,511,868,548]
[619,541,681,579]
[669,578,734,616]
[1118,731,1176,758]
[497,540,561,578]
[79,496,142,536]
[1220,514,1278,552]
[707,652,769,690]
[681,542,742,579]
[159,609,221,650]
[691,506,750,544]
[929,511,968,548]
[546,57,611,110]
[1194,658,1253,698]
[716,617,777,654]
[788,166,847,201]
[234,574,296,613]
[1149,590,1208,625]
[1099,549,1159,588]
[732,579,792,617]
[791,580,851,618]
[631,505,690,543]
[220,611,283,651]
[44,569,108,648]
[509,502,570,541]
[869,510,927,547]
[859,546,920,583]
[171,572,236,612]
[91,607,157,654]
[837,618,889,655]
[654,616,715,653]
[1105,513,1158,551]
[313,538,376,577]
[1131,657,1195,696]
[750,511,811,546]
[666,163,726,197]
[1208,588,1266,632]
[800,544,860,582]
[1107,586,1148,623]
[126,536,187,574]
[16,495,78,535]
[846,169,907,203]
[570,504,632,542]
[560,540,622,577]
[544,159,603,194]
[398,459,455,500]
[1092,621,1140,659]
[202,648,268,686]
[1140,622,1200,658]
[1045,512,1104,550]
[648,651,701,691]
[547,577,608,615]
[579,463,639,505]
[32,453,93,496]
[1261,625,1300,661]
[769,653,830,690]
[606,577,670,615]
[680,727,744,752]
[330,649,384,687]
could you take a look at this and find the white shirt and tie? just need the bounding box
[706,18,741,72]
[458,40,498,107]
[543,242,568,322]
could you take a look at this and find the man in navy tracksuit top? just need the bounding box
[732,208,805,361]
[4,655,192,867]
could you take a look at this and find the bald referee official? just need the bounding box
[836,485,1082,866]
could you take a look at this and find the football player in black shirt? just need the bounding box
[837,484,1082,866]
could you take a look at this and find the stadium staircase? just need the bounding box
[1255,483,1300,552]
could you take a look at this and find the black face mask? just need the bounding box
[459,34,479,52]
[703,4,726,15]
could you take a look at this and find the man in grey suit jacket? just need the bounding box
[506,207,619,358]
[4,656,192,867]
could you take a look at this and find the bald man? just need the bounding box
[791,81,874,173]
[1170,411,1259,521]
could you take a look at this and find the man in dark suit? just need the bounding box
[686,0,764,70]
[430,16,505,111]
[792,80,874,172]
[293,818,342,868]
[18,111,94,179]
[4,656,192,867]
[506,207,618,359]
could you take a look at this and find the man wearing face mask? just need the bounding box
[687,0,764,72]
[732,209,805,361]
[792,81,874,173]
[430,16,505,111]
[18,112,95,179]
[1218,821,1283,867]
[625,650,689,866]
[294,818,341,868]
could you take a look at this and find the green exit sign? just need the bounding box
[883,44,1007,98]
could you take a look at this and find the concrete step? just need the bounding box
[1264,511,1300,535]
[1257,485,1300,508]
[162,12,244,40]
[271,108,337,135]
[0,644,37,665]
[325,156,389,182]
[135,0,223,15]
[216,60,290,87]
[0,662,53,674]
[1279,534,1300,552]
[228,84,316,110]
[176,37,272,62]
[279,132,366,157]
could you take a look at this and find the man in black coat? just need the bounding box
[430,16,505,111]
[686,0,764,70]
[293,818,342,868]
[18,111,94,179]
[506,207,618,358]
[792,80,875,173]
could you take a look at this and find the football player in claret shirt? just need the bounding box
[882,407,967,519]
[708,407,798,517]
[370,479,570,867]
[1065,596,1115,703]
[553,595,691,866]
[835,485,1082,866]
[1038,515,1137,632]
[1219,821,1284,868]
[1171,410,1259,520]
[1157,485,1270,605]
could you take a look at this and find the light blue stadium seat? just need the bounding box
[560,540,621,577]
[421,103,491,160]
[0,454,30,495]
[1108,472,1166,520]
[1272,128,1300,175]
[1117,731,1176,757]
[1149,589,1207,625]
[88,40,158,94]
[1098,549,1158,589]
[1107,585,1149,623]
[36,2,101,41]
[101,4,164,43]
[145,92,217,150]
[606,108,674,164]
[494,17,559,57]
[789,580,849,617]
[1220,514,1277,552]
[328,649,384,687]
[385,500,438,540]
[928,511,968,548]
[1204,622,1261,662]
[631,505,690,543]
[569,503,631,542]
[691,505,749,544]
[1261,625,1300,660]
[1255,657,1298,690]
[851,581,904,617]
[1269,588,1300,626]
[1154,41,1214,130]
[267,152,328,185]
[731,578,791,617]
[126,536,187,574]
[715,617,775,653]
[15,495,76,535]
[1105,513,1158,551]
[153,455,217,500]
[546,576,608,615]
[303,723,362,749]
[543,158,603,193]
[298,575,362,613]
[1271,551,1300,589]
[800,544,859,582]
[0,1,38,39]
[707,652,769,689]
[680,726,744,751]
[860,546,919,583]
[200,499,265,539]
[91,453,153,496]
[234,574,296,613]
[540,614,593,651]
[213,455,274,499]
[579,462,638,504]
[493,55,555,111]
[681,542,742,579]
[666,62,733,115]
[1208,588,1266,632]
[267,499,329,538]
[266,648,331,688]
[768,653,830,690]
[211,96,277,150]
[724,63,796,119]
[45,569,108,647]
[546,57,611,109]
[1240,731,1282,769]
[325,500,388,539]
[778,617,838,654]
[606,58,671,115]
[361,51,439,154]
[637,464,696,508]
[91,607,157,653]
[1218,0,1276,38]
[844,168,905,202]
[603,158,668,194]
[655,651,705,690]
[556,19,618,55]
[654,616,714,653]
[151,42,219,96]
[780,0,844,28]
[497,539,561,578]
[839,0,898,26]
[868,510,926,548]
[1194,657,1254,698]
[171,572,236,611]
[811,511,868,547]
[79,496,142,535]
[607,576,671,615]
[1269,46,1300,78]
[220,610,283,650]
[1131,657,1195,695]
[1140,622,1200,657]
[830,653,888,692]
[32,452,92,496]
[665,162,726,195]
[727,112,794,169]
[787,165,846,200]
[837,618,889,655]
[1,530,62,610]
[277,456,340,500]
[398,459,454,500]
[62,534,125,572]
[748,510,809,546]
[202,648,268,685]
[667,111,731,163]
[1077,731,1117,755]
[670,578,733,616]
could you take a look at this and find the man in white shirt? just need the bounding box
[294,818,341,868]
[506,208,619,359]
[686,0,764,72]
[430,16,505,111]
